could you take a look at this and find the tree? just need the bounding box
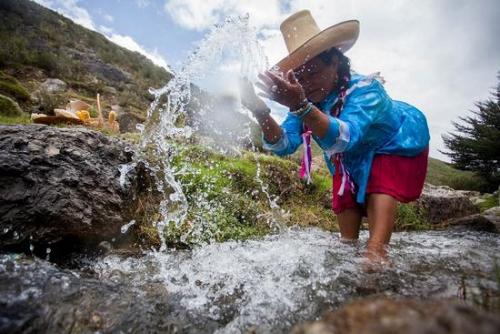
[442,74,500,192]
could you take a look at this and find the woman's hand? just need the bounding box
[239,77,270,118]
[256,70,306,110]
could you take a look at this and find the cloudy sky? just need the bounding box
[34,0,499,161]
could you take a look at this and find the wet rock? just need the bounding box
[292,297,500,334]
[0,125,160,256]
[0,254,175,334]
[483,206,500,229]
[40,78,67,93]
[449,206,500,233]
[117,110,145,133]
[416,184,479,224]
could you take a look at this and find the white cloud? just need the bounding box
[34,0,172,72]
[103,14,114,22]
[164,0,499,161]
[34,0,96,30]
[164,0,285,31]
[106,34,173,72]
[98,25,113,35]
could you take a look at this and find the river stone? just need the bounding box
[448,206,500,233]
[292,297,500,334]
[0,125,160,255]
[0,255,170,333]
[0,254,220,334]
[416,183,480,224]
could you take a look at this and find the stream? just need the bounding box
[1,229,498,333]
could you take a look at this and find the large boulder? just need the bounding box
[0,254,179,334]
[416,183,480,224]
[0,125,161,256]
[448,206,500,232]
[292,297,500,334]
[40,78,67,93]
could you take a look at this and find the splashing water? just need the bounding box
[133,15,284,247]
[92,229,500,333]
[120,220,136,234]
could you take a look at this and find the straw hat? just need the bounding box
[275,10,359,73]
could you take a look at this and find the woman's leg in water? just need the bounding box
[365,193,397,261]
[338,207,362,242]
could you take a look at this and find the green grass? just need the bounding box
[426,157,488,191]
[155,143,339,245]
[477,194,499,212]
[0,113,31,124]
[395,203,430,231]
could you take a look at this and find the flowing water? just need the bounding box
[1,229,499,333]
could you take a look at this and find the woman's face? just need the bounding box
[294,55,339,103]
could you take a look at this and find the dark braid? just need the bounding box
[318,47,351,116]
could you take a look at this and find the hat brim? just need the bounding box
[274,20,359,73]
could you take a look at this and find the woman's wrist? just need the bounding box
[290,100,313,119]
[290,98,308,112]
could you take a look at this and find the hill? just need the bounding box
[0,0,172,131]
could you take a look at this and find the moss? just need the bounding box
[286,201,338,231]
[0,94,23,116]
[158,143,343,245]
[0,72,31,101]
[477,194,499,212]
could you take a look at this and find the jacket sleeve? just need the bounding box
[262,113,303,157]
[313,80,389,154]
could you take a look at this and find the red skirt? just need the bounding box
[332,147,429,214]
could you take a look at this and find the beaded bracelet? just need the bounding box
[298,103,313,119]
[290,101,313,119]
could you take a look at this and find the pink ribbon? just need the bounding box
[299,129,313,184]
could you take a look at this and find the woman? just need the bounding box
[240,10,430,264]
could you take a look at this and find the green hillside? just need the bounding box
[0,0,172,128]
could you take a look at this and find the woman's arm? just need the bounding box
[253,111,282,144]
[302,106,330,138]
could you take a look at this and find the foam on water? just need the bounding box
[95,229,500,333]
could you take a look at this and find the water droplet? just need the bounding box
[121,220,136,234]
[135,123,145,132]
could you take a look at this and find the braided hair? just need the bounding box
[318,47,351,117]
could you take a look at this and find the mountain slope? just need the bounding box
[0,0,172,129]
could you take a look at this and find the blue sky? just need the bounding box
[89,0,203,68]
[34,0,499,160]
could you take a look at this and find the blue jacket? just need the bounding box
[263,73,430,204]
